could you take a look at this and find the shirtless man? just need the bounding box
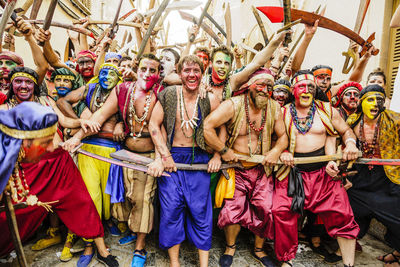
[63,54,160,267]
[273,70,360,267]
[204,68,288,267]
[147,55,219,267]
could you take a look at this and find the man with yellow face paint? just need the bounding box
[346,84,400,266]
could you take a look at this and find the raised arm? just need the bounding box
[230,30,287,91]
[15,17,48,84]
[182,25,199,58]
[291,20,318,74]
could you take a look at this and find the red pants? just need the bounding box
[272,167,359,261]
[0,148,103,256]
[218,165,274,239]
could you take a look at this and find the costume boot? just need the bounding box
[31,227,62,251]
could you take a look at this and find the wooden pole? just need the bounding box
[4,193,27,267]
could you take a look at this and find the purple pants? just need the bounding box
[158,147,212,250]
[217,165,274,239]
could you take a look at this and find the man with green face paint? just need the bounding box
[346,84,400,266]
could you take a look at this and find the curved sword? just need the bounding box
[257,6,379,57]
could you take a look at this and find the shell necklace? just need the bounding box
[128,83,152,139]
[179,86,200,138]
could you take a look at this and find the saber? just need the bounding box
[37,0,57,46]
[204,12,234,47]
[189,0,212,42]
[111,149,243,171]
[60,143,170,177]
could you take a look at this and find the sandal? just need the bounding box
[252,247,275,267]
[131,249,147,267]
[378,251,400,263]
[77,241,94,267]
[219,243,236,267]
[283,261,293,267]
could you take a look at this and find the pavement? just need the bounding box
[0,224,391,267]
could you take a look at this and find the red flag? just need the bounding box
[256,6,284,23]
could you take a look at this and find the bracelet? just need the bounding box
[219,146,229,155]
[161,154,172,161]
[345,138,357,146]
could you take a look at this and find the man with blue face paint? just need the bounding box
[57,63,125,266]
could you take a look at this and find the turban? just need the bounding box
[0,51,24,66]
[0,102,58,193]
[333,82,362,108]
[87,63,122,86]
[105,52,122,62]
[50,68,79,90]
[360,84,386,99]
[76,50,97,61]
[237,68,275,94]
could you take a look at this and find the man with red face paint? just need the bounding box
[346,84,400,267]
[147,55,220,267]
[204,68,288,267]
[76,50,97,83]
[333,82,363,121]
[273,70,360,267]
[194,47,211,72]
[63,54,161,267]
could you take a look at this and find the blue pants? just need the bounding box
[158,147,212,250]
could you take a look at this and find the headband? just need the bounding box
[54,75,75,81]
[273,84,290,91]
[0,123,57,139]
[11,72,37,84]
[360,91,385,102]
[292,74,316,85]
[313,68,332,77]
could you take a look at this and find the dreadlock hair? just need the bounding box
[210,45,233,63]
[138,53,161,71]
[7,67,40,99]
[161,48,180,64]
[177,55,204,74]
[367,68,386,85]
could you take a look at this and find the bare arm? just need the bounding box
[291,20,318,74]
[230,31,287,91]
[56,86,86,119]
[163,73,181,86]
[182,25,199,58]
[331,108,359,161]
[15,17,48,85]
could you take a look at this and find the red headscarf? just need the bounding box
[0,51,24,66]
[333,81,363,108]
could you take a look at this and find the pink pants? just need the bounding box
[218,165,274,239]
[272,167,360,261]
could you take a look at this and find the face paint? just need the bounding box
[361,93,385,120]
[196,52,209,71]
[180,62,202,91]
[211,51,232,83]
[12,76,35,102]
[54,76,73,97]
[248,79,273,109]
[341,88,360,113]
[0,59,17,78]
[160,51,176,77]
[315,73,331,92]
[99,68,119,90]
[22,136,54,163]
[137,58,160,90]
[293,80,316,108]
[77,56,95,78]
[367,75,385,87]
[272,87,290,107]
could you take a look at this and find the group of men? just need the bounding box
[0,5,400,267]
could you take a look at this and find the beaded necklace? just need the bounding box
[245,94,265,156]
[359,116,380,169]
[128,83,153,139]
[179,86,200,138]
[290,101,316,134]
[94,85,111,108]
[8,95,39,108]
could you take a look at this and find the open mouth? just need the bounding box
[217,70,226,77]
[301,95,310,101]
[370,108,379,115]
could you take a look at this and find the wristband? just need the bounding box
[345,138,357,146]
[219,146,229,155]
